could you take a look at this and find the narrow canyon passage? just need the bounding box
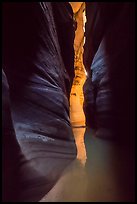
[70,2,87,165]
[40,2,134,202]
[2,2,134,202]
[40,3,89,201]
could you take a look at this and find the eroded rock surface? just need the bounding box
[2,2,76,202]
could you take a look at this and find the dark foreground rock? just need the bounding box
[2,2,76,202]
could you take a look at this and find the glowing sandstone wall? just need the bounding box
[69,2,86,125]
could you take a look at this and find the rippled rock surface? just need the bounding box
[83,2,135,142]
[2,2,76,202]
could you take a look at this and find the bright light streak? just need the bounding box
[84,69,88,76]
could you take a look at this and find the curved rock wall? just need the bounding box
[83,2,135,143]
[2,2,76,202]
[52,2,75,94]
[83,3,135,201]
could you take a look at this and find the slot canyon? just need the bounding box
[2,2,135,202]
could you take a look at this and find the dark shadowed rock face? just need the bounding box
[83,3,135,201]
[52,2,75,92]
[2,2,76,202]
[83,2,135,143]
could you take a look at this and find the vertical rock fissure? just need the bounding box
[69,2,87,165]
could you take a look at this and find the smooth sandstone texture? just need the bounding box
[2,2,76,202]
[83,3,135,143]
